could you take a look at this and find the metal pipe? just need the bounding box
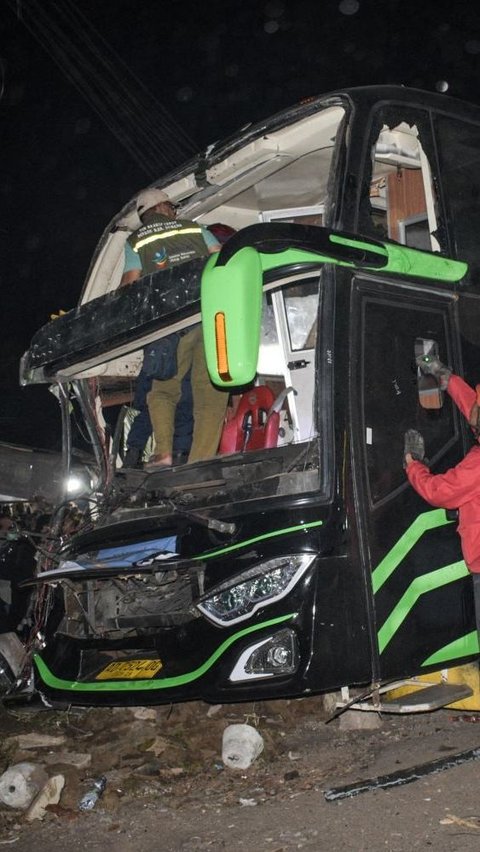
[72,379,109,494]
[58,382,72,492]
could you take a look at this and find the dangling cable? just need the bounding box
[6,0,198,175]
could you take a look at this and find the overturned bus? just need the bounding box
[9,85,480,711]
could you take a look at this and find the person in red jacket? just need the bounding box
[404,355,480,635]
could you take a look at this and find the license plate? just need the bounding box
[96,659,163,680]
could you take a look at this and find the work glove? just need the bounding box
[403,429,425,467]
[415,353,452,390]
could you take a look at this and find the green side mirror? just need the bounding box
[201,247,263,386]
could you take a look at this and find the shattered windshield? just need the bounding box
[113,272,325,513]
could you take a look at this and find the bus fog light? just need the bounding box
[229,629,299,681]
[267,644,291,667]
[247,629,298,675]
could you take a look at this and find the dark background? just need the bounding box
[1,0,479,448]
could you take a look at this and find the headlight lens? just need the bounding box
[65,468,92,496]
[197,553,315,626]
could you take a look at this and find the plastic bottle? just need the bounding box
[78,775,107,811]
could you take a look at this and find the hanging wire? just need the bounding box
[57,0,197,152]
[31,3,188,173]
[49,0,196,162]
[5,0,198,176]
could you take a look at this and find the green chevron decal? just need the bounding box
[372,510,472,655]
[422,630,480,667]
[372,509,453,594]
[377,561,469,653]
[33,613,295,693]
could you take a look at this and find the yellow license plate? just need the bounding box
[96,659,163,680]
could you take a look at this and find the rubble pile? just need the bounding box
[0,696,344,835]
[5,696,476,846]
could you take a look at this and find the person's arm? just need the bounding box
[406,449,480,509]
[120,241,142,287]
[447,374,476,422]
[201,226,221,254]
[120,269,141,287]
[416,356,476,422]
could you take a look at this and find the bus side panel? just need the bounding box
[307,554,376,691]
[350,273,478,681]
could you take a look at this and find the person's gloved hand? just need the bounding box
[415,353,452,390]
[404,429,425,467]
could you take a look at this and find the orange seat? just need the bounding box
[219,386,280,453]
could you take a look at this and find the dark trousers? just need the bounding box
[147,326,228,462]
[127,367,193,455]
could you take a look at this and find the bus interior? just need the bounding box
[72,95,443,473]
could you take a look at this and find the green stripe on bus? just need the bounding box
[372,509,452,594]
[197,520,323,561]
[377,561,469,653]
[422,631,480,667]
[33,613,295,693]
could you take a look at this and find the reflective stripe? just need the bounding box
[133,227,203,252]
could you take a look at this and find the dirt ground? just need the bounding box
[1,695,480,851]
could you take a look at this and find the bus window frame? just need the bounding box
[357,103,445,255]
[352,279,460,511]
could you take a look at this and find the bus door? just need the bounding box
[259,208,323,443]
[350,277,475,683]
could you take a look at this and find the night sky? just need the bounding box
[1,0,480,448]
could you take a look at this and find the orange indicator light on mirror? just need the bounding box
[215,312,232,382]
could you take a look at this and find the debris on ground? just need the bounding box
[222,724,264,770]
[25,774,65,822]
[78,776,107,811]
[323,743,480,801]
[440,814,480,830]
[1,696,480,849]
[4,734,66,751]
[0,762,48,809]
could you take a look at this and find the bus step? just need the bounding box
[378,682,473,713]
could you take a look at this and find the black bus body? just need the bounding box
[12,85,480,709]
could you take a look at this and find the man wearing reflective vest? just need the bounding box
[121,188,227,468]
[404,356,480,636]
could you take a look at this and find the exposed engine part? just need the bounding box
[58,565,205,638]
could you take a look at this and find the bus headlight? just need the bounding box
[197,553,315,626]
[65,469,91,496]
